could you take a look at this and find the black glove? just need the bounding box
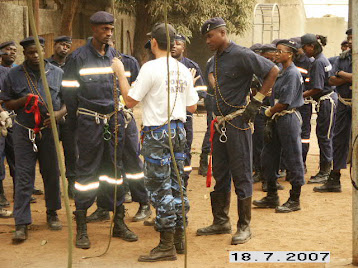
[263,118,274,144]
[241,98,261,123]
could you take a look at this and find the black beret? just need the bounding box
[300,33,317,45]
[175,34,186,43]
[249,43,262,52]
[346,28,352,35]
[201,17,226,35]
[90,11,114,25]
[144,40,151,49]
[20,36,45,48]
[276,39,298,52]
[54,36,72,43]
[260,43,277,52]
[341,40,348,46]
[0,41,16,50]
[147,23,176,45]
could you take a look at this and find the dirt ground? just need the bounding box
[0,108,355,268]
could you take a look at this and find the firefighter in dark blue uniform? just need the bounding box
[61,11,138,249]
[0,37,65,242]
[171,34,206,186]
[314,28,353,193]
[291,37,314,173]
[253,39,305,213]
[300,34,338,184]
[87,42,151,223]
[198,56,215,176]
[196,18,279,245]
[47,36,77,198]
[0,41,17,206]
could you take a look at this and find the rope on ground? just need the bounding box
[163,1,188,267]
[26,1,73,267]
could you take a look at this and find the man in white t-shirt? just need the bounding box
[112,23,198,262]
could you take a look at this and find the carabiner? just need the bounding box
[219,126,228,143]
[103,123,112,141]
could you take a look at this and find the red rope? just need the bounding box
[206,118,218,187]
[24,94,42,134]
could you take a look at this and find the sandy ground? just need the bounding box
[0,108,355,268]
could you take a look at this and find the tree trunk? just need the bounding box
[29,0,40,35]
[60,0,80,36]
[133,1,152,65]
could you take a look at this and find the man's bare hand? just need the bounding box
[111,57,125,76]
[43,111,63,128]
[189,68,201,85]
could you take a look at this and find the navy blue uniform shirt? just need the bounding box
[206,56,214,95]
[180,57,206,98]
[332,51,352,99]
[62,39,119,123]
[0,66,9,90]
[214,42,275,115]
[294,54,313,91]
[308,53,333,100]
[271,62,304,110]
[119,53,140,85]
[47,56,66,69]
[0,62,63,128]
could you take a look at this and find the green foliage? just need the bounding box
[115,0,255,38]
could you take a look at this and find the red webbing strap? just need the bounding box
[207,118,218,187]
[24,94,41,134]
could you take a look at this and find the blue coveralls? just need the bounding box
[331,51,352,170]
[309,53,337,166]
[98,53,148,205]
[0,62,63,225]
[62,40,126,211]
[180,57,206,186]
[261,63,305,191]
[212,42,275,199]
[295,55,314,164]
[47,56,77,184]
[0,66,16,189]
[200,57,214,156]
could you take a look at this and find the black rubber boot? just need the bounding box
[113,205,138,242]
[198,152,209,176]
[138,231,177,262]
[313,171,342,193]
[33,187,44,195]
[174,228,185,254]
[47,210,62,230]
[262,181,284,192]
[132,203,152,222]
[276,187,301,213]
[86,207,110,223]
[12,224,28,243]
[232,197,252,245]
[74,210,91,249]
[253,191,280,208]
[196,192,232,236]
[308,162,331,184]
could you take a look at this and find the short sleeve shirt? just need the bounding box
[331,52,352,98]
[308,53,333,100]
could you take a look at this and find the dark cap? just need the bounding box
[290,37,302,48]
[90,11,114,25]
[271,39,283,45]
[20,36,45,48]
[300,33,317,45]
[276,39,298,52]
[341,40,348,46]
[346,28,352,35]
[260,44,277,52]
[54,36,72,43]
[175,34,186,43]
[147,23,176,45]
[0,41,16,50]
[144,40,151,49]
[249,43,262,52]
[201,17,226,35]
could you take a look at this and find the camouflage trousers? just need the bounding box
[141,121,190,232]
